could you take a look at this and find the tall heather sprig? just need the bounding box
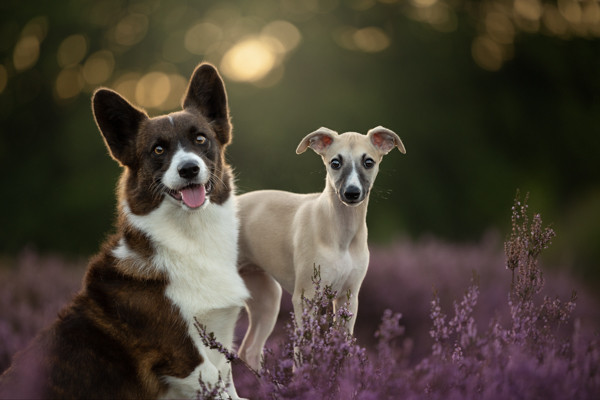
[260,267,368,399]
[504,192,576,357]
[409,192,598,399]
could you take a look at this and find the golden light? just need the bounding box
[21,16,48,42]
[57,34,88,68]
[13,36,40,71]
[486,11,516,44]
[542,4,569,36]
[0,65,7,94]
[582,1,600,36]
[114,13,149,46]
[472,36,504,71]
[135,72,171,109]
[55,67,84,100]
[261,20,302,53]
[514,0,543,21]
[558,0,582,24]
[410,0,438,8]
[161,74,189,111]
[220,38,278,82]
[82,50,115,85]
[112,72,141,105]
[353,27,390,52]
[184,22,223,55]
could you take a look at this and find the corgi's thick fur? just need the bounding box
[0,63,249,399]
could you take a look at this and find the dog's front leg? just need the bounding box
[334,292,359,334]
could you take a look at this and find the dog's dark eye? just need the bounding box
[195,134,207,145]
[363,158,375,169]
[330,159,342,170]
[154,145,164,155]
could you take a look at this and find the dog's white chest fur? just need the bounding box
[125,196,249,312]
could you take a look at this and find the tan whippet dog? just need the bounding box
[236,126,406,370]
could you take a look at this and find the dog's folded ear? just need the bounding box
[367,126,406,155]
[296,127,338,155]
[183,63,231,146]
[92,89,148,167]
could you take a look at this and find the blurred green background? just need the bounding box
[0,0,599,284]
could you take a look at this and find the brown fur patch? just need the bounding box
[0,244,201,398]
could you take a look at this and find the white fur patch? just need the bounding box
[112,237,136,260]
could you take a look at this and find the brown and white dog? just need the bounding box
[237,127,405,370]
[0,64,249,399]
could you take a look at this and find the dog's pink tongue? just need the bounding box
[180,185,206,209]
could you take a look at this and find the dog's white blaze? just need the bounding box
[162,148,209,190]
[124,196,249,398]
[346,161,362,191]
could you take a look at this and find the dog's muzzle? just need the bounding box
[340,185,364,205]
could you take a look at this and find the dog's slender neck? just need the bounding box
[319,178,368,250]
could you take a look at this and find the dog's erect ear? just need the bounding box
[367,126,406,155]
[183,63,231,145]
[92,88,148,166]
[296,127,338,155]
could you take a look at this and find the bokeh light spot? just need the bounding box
[161,74,189,111]
[261,20,302,52]
[542,4,569,36]
[136,72,171,109]
[57,34,88,68]
[112,72,141,105]
[55,67,84,100]
[82,51,115,85]
[353,27,390,52]
[184,22,223,55]
[514,0,543,21]
[114,13,148,46]
[486,12,516,44]
[13,36,40,71]
[221,38,278,82]
[21,16,49,42]
[472,36,504,71]
[411,0,438,8]
[558,0,582,24]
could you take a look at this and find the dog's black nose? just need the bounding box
[178,162,200,179]
[343,186,361,201]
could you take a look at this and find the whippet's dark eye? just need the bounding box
[154,145,164,155]
[330,159,342,170]
[195,134,207,145]
[363,158,375,169]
